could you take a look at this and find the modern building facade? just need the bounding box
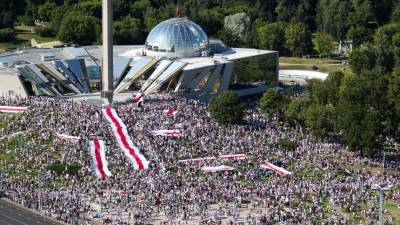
[0,17,278,102]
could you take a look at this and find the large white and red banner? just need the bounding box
[55,132,81,142]
[260,162,292,176]
[0,106,28,113]
[90,138,112,179]
[202,165,235,173]
[151,129,182,137]
[178,154,247,164]
[102,107,149,170]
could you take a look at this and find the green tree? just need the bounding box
[57,12,100,45]
[316,0,351,41]
[284,23,308,56]
[373,23,400,73]
[224,12,251,42]
[337,71,391,155]
[113,16,144,45]
[260,89,289,118]
[305,104,336,138]
[208,91,244,124]
[37,2,56,21]
[348,48,376,75]
[0,28,16,42]
[257,22,285,52]
[285,97,310,127]
[347,26,372,47]
[388,67,400,113]
[313,32,335,58]
[74,0,102,18]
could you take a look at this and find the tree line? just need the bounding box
[1,0,400,55]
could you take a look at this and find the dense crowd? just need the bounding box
[0,94,399,225]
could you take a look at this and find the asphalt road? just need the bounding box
[0,199,61,225]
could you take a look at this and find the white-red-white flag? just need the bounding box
[102,107,149,170]
[151,129,182,137]
[90,138,112,179]
[134,92,143,107]
[0,106,28,113]
[55,132,81,142]
[219,154,247,160]
[260,162,292,176]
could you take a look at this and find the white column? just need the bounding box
[101,0,113,105]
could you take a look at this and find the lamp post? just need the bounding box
[101,0,113,106]
[372,152,392,225]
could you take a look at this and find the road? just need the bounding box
[0,199,61,225]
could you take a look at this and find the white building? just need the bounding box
[0,17,278,101]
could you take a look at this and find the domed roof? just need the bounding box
[144,17,208,57]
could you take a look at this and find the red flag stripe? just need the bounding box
[93,138,106,178]
[105,107,146,170]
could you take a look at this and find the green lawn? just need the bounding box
[0,25,58,52]
[279,57,345,74]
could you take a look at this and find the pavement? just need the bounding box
[0,198,62,225]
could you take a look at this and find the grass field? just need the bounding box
[279,57,345,74]
[0,24,58,52]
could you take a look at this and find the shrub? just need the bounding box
[209,91,244,124]
[0,28,16,42]
[66,164,81,175]
[275,138,298,151]
[47,163,81,175]
[47,163,65,174]
[35,26,56,37]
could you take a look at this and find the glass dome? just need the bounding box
[144,17,208,56]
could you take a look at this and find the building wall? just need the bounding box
[0,75,28,98]
[232,52,278,85]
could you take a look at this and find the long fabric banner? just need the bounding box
[90,138,112,179]
[151,129,182,137]
[260,162,292,176]
[0,106,28,113]
[102,107,149,170]
[56,132,81,142]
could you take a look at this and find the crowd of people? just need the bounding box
[0,94,399,225]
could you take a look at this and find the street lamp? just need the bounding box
[370,151,393,225]
[372,183,392,225]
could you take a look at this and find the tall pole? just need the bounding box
[101,0,113,105]
[379,189,383,225]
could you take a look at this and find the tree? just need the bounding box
[305,104,336,139]
[57,12,100,45]
[388,67,400,113]
[337,71,391,155]
[284,23,308,56]
[37,2,56,21]
[0,28,16,42]
[348,48,376,75]
[257,22,286,51]
[260,89,289,118]
[373,23,400,73]
[113,16,144,45]
[392,3,400,23]
[208,91,244,124]
[316,0,351,41]
[224,12,250,41]
[74,0,102,18]
[285,97,310,127]
[313,32,335,58]
[347,26,372,47]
